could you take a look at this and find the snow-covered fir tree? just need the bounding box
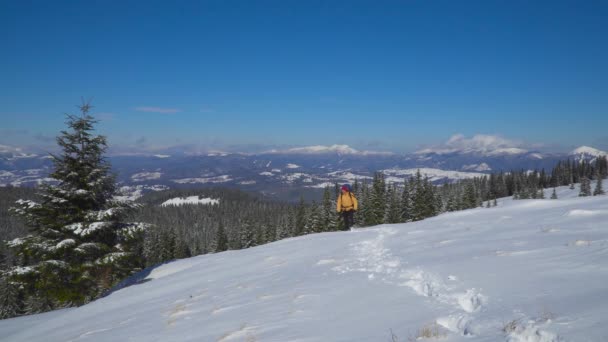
[551,188,558,199]
[400,180,412,220]
[321,187,339,232]
[0,278,21,319]
[384,184,402,224]
[579,177,592,197]
[3,103,147,311]
[593,170,605,196]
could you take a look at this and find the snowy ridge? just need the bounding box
[263,144,394,156]
[1,185,607,341]
[161,196,219,207]
[383,167,486,182]
[415,134,529,156]
[131,172,162,182]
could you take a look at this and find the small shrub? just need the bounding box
[409,323,447,340]
[502,319,521,334]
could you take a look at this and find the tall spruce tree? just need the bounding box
[579,177,592,197]
[593,171,605,196]
[3,103,147,310]
[0,277,22,318]
[400,180,412,221]
[321,187,339,232]
[384,184,402,224]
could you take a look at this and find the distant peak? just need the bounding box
[264,145,394,156]
[570,146,606,156]
[414,134,528,156]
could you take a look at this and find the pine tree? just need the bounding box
[463,181,477,208]
[579,177,592,197]
[321,187,339,232]
[0,278,22,319]
[215,221,228,252]
[384,184,402,224]
[493,197,497,207]
[305,201,322,234]
[593,171,605,196]
[239,221,256,249]
[294,196,307,236]
[357,182,371,227]
[3,103,147,309]
[25,295,54,315]
[368,172,386,225]
[550,188,558,199]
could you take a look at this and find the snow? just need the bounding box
[326,170,372,182]
[569,146,607,157]
[6,237,27,248]
[64,222,111,237]
[87,209,116,221]
[154,155,171,158]
[485,147,528,156]
[462,163,492,172]
[56,239,76,249]
[115,185,169,202]
[161,196,220,207]
[131,172,162,182]
[172,175,232,184]
[529,153,544,160]
[307,182,336,189]
[264,145,393,156]
[238,180,256,185]
[415,134,528,156]
[6,266,36,276]
[286,163,300,169]
[259,172,273,176]
[15,199,39,208]
[279,172,313,183]
[2,185,608,341]
[383,167,485,182]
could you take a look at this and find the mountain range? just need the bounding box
[1,143,606,201]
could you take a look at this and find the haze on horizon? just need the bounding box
[1,1,607,154]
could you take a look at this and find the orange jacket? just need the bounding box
[337,191,358,212]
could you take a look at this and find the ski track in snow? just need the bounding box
[329,226,560,341]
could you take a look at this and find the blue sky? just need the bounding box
[1,0,607,154]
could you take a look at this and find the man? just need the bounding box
[336,184,358,230]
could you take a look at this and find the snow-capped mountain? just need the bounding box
[265,144,395,156]
[2,185,607,341]
[569,146,607,162]
[414,134,530,156]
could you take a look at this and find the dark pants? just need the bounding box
[341,210,355,230]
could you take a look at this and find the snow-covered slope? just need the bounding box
[1,186,607,341]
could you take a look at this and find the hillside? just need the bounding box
[1,185,607,341]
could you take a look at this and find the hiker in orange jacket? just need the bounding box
[336,184,358,230]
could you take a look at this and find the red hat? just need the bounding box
[341,185,349,192]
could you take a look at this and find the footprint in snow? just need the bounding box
[455,288,486,313]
